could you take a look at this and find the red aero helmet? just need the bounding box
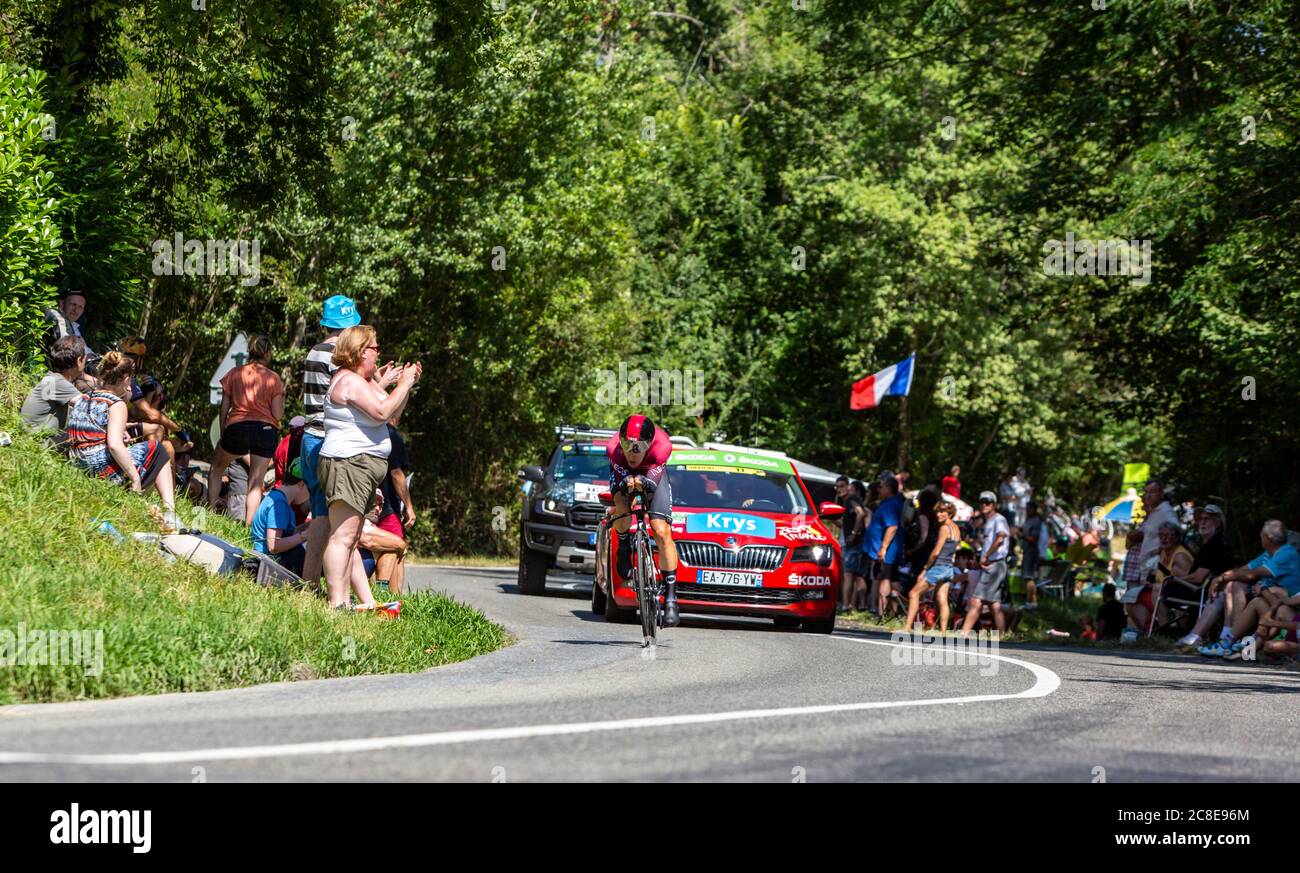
[619,414,656,456]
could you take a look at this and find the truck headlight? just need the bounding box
[791,545,833,567]
[536,499,564,518]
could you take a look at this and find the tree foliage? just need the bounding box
[1,0,1293,551]
[0,63,60,365]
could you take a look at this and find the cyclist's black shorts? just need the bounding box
[611,469,673,523]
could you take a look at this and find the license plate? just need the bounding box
[700,570,763,587]
[588,532,597,546]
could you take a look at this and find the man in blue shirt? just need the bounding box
[961,491,1011,634]
[1199,520,1300,658]
[863,475,905,615]
[251,458,311,576]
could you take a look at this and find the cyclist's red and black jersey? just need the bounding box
[606,426,672,492]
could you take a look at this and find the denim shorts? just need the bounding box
[843,548,867,576]
[922,563,955,585]
[300,432,326,517]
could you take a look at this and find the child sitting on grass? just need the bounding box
[1096,582,1126,640]
[1080,616,1098,640]
[949,547,977,627]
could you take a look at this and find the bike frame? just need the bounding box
[608,491,664,647]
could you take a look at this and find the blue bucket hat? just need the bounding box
[321,294,361,329]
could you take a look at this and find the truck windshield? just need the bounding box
[553,445,608,481]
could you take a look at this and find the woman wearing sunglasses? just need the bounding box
[607,414,680,626]
[318,325,421,610]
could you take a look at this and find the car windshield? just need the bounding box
[668,466,809,515]
[552,445,608,481]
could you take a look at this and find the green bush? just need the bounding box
[0,64,61,367]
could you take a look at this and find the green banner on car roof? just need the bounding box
[667,449,795,475]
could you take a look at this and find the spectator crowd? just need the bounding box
[834,469,1031,637]
[24,292,422,613]
[832,465,1300,665]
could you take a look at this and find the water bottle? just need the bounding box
[96,520,127,544]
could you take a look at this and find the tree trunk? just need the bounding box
[897,394,910,472]
[896,334,918,471]
[175,275,221,395]
[139,276,157,338]
[969,420,1000,472]
[283,311,307,388]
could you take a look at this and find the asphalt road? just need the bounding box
[2,565,1298,782]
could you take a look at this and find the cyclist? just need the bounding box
[607,414,680,627]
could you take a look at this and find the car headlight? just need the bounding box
[536,498,565,518]
[791,545,833,567]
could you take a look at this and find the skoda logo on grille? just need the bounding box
[725,536,737,547]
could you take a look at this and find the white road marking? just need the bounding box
[0,636,1059,766]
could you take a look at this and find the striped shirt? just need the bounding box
[66,390,123,470]
[301,340,337,436]
[1122,546,1145,584]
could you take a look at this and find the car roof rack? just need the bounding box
[556,423,698,448]
[555,424,616,442]
[702,441,789,459]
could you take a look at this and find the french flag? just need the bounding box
[850,353,915,410]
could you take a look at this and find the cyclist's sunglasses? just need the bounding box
[621,436,650,455]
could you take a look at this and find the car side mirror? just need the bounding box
[819,501,845,519]
[518,465,546,484]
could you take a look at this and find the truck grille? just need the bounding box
[569,504,604,529]
[676,542,786,572]
[676,584,800,605]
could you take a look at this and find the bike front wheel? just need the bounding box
[636,536,658,646]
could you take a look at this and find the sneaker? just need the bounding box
[1197,641,1232,658]
[1176,633,1201,648]
[1022,602,1039,611]
[1224,636,1254,661]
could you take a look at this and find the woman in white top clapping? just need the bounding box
[317,325,421,610]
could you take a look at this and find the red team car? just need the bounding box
[592,447,844,633]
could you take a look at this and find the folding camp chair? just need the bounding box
[1036,560,1075,601]
[1148,579,1207,637]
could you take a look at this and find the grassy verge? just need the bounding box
[410,554,517,568]
[0,372,509,705]
[839,594,1184,650]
